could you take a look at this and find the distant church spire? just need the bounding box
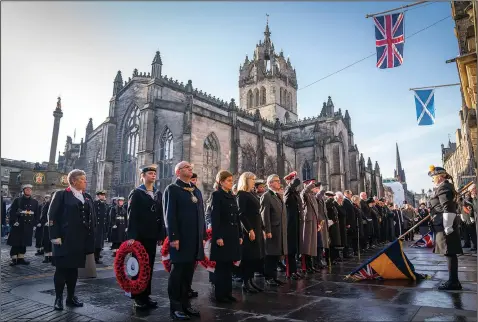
[394,142,406,183]
[264,14,271,40]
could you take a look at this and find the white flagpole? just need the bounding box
[409,83,460,91]
[365,1,428,18]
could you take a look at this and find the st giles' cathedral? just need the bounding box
[60,22,384,198]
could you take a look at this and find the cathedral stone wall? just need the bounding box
[84,126,104,195]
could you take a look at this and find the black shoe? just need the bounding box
[42,256,51,264]
[35,251,43,256]
[226,295,237,302]
[146,297,158,308]
[250,280,264,292]
[273,278,285,286]
[438,281,462,291]
[286,273,298,280]
[170,310,190,320]
[188,289,198,298]
[66,296,83,307]
[265,279,279,286]
[17,258,30,265]
[470,247,477,252]
[95,260,103,265]
[10,259,17,266]
[184,306,200,317]
[133,299,148,310]
[54,297,63,311]
[242,281,258,294]
[215,297,232,304]
[463,243,471,248]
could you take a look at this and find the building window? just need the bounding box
[247,90,253,109]
[121,106,140,184]
[302,160,312,180]
[260,87,266,105]
[254,88,260,107]
[158,127,174,179]
[203,133,220,190]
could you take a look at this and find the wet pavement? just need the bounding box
[1,237,476,321]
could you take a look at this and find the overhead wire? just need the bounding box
[298,6,450,91]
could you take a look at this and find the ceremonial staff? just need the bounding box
[398,214,431,240]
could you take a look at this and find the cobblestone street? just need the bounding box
[1,237,476,322]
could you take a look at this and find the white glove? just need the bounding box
[51,238,62,245]
[113,225,117,228]
[13,222,19,227]
[125,228,128,232]
[443,213,456,235]
[37,223,41,227]
[327,220,334,227]
[460,214,465,222]
[471,217,475,224]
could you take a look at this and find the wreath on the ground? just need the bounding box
[114,241,150,295]
[161,229,240,273]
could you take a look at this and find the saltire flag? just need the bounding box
[411,231,434,248]
[346,240,427,281]
[374,12,405,69]
[414,89,435,126]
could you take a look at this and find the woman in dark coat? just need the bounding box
[428,166,463,291]
[109,197,128,256]
[48,169,95,311]
[325,192,341,264]
[283,172,302,280]
[237,172,265,292]
[210,170,242,303]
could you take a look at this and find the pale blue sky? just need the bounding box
[1,1,462,192]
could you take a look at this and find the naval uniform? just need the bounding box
[109,205,128,251]
[40,200,53,262]
[48,187,95,305]
[7,195,39,264]
[34,203,44,251]
[93,200,108,261]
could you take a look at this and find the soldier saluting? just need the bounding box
[7,184,39,266]
[94,190,108,264]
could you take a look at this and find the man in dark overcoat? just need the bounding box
[283,171,302,279]
[163,161,205,320]
[34,195,49,256]
[359,192,373,248]
[325,191,341,264]
[260,174,287,286]
[93,190,108,264]
[343,190,357,256]
[7,184,39,266]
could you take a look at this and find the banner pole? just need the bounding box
[398,214,431,240]
[365,1,428,18]
[409,83,461,91]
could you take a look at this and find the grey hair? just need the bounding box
[335,191,344,198]
[67,169,86,185]
[266,174,279,187]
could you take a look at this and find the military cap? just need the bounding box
[44,194,51,198]
[96,190,106,196]
[428,165,447,177]
[325,191,335,197]
[255,179,265,187]
[379,197,386,202]
[366,197,375,204]
[117,197,125,201]
[284,171,298,181]
[21,184,33,190]
[191,173,198,179]
[141,164,158,173]
[303,178,315,185]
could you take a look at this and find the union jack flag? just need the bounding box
[350,264,381,281]
[374,12,405,69]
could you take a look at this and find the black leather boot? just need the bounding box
[54,296,63,311]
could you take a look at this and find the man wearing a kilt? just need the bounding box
[428,165,463,291]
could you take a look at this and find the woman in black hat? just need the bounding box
[428,165,462,290]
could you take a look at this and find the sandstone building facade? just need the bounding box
[442,2,477,191]
[62,23,384,198]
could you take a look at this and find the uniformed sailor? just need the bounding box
[94,190,108,264]
[7,184,39,266]
[428,165,463,291]
[109,197,128,256]
[40,193,53,263]
[35,195,49,256]
[126,164,166,310]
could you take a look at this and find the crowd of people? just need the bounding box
[1,161,476,320]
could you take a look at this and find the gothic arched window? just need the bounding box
[254,88,260,107]
[158,127,174,179]
[287,92,292,110]
[121,106,140,184]
[285,111,290,123]
[302,160,312,180]
[260,86,266,105]
[247,90,253,109]
[203,133,220,189]
[241,143,257,173]
[280,87,284,105]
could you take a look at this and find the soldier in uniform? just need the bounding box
[126,165,166,310]
[41,193,54,263]
[34,195,49,256]
[428,165,463,290]
[48,169,95,310]
[283,171,302,280]
[109,197,128,256]
[94,190,108,264]
[107,197,117,243]
[254,180,266,198]
[7,184,39,266]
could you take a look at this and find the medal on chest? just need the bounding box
[183,187,198,203]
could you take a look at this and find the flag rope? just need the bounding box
[298,15,451,91]
[409,83,460,91]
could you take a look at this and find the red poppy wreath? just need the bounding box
[114,241,151,295]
